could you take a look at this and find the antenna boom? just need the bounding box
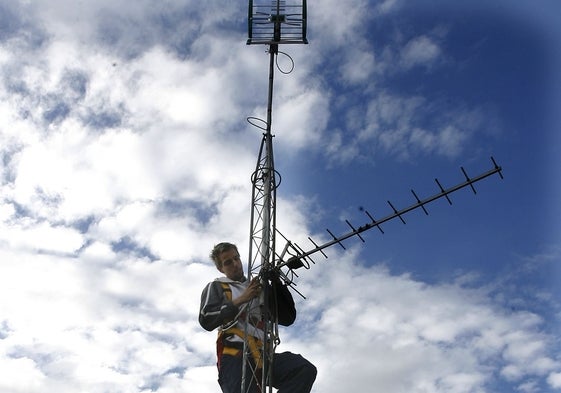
[277,158,503,269]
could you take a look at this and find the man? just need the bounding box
[199,242,316,393]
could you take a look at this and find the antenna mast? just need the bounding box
[245,1,308,392]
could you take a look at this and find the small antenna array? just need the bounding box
[247,0,308,45]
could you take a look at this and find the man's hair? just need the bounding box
[210,242,238,269]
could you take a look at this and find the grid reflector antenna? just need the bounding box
[247,0,308,45]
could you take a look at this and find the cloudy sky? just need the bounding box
[1,1,560,392]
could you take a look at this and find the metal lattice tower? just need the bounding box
[244,1,308,392]
[242,1,502,393]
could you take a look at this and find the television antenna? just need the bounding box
[241,1,503,392]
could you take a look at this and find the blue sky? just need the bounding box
[0,1,560,392]
[291,0,559,286]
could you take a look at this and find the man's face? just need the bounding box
[217,247,244,281]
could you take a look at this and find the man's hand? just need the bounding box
[232,277,261,307]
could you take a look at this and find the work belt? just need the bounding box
[218,326,263,369]
[216,282,264,369]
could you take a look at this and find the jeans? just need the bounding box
[218,351,317,393]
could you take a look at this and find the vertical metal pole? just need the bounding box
[261,46,276,282]
[244,42,279,393]
[260,41,278,393]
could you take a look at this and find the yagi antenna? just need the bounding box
[276,157,503,271]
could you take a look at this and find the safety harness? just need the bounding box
[217,282,264,370]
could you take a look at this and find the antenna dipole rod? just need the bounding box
[277,159,503,268]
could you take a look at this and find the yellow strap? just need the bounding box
[218,282,263,368]
[220,282,232,300]
[222,347,240,356]
[224,327,263,369]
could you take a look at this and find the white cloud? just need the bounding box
[0,356,46,393]
[0,220,84,254]
[549,372,561,389]
[339,47,377,84]
[318,90,488,163]
[375,0,402,15]
[400,35,442,69]
[324,129,361,166]
[0,246,218,393]
[274,88,330,150]
[308,0,373,47]
[284,253,560,393]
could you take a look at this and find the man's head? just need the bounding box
[210,242,245,281]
